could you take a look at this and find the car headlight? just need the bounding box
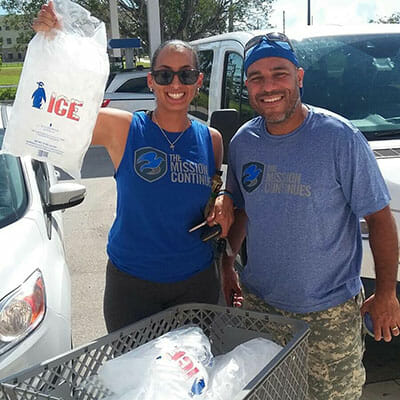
[0,270,46,355]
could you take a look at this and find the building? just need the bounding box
[0,15,28,62]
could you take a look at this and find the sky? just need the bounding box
[269,0,399,30]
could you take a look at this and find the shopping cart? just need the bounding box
[0,303,309,400]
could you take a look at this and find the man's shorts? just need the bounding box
[242,287,366,400]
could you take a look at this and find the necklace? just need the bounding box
[152,113,191,151]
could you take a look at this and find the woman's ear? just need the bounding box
[196,72,204,89]
[147,71,154,92]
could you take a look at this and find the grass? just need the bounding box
[111,57,151,72]
[136,57,150,68]
[1,62,23,67]
[0,63,22,86]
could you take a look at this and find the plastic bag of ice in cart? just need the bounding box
[89,326,283,400]
[98,326,212,400]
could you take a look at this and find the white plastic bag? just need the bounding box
[95,327,282,400]
[204,337,282,400]
[98,326,213,399]
[1,0,109,179]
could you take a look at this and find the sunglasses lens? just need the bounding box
[153,69,199,85]
[179,70,199,84]
[244,35,263,53]
[245,33,293,53]
[153,70,174,85]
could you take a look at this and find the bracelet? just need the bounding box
[217,190,234,201]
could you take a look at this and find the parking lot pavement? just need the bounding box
[63,176,113,346]
[362,380,400,399]
[362,334,400,398]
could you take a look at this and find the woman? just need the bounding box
[34,2,233,332]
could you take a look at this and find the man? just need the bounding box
[219,33,400,400]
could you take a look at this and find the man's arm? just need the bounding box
[361,205,400,341]
[220,208,248,306]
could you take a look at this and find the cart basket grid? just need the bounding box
[1,303,309,400]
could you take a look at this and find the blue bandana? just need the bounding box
[244,37,300,74]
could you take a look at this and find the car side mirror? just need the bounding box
[46,183,86,213]
[210,109,239,164]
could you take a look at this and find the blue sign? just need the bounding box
[108,38,141,49]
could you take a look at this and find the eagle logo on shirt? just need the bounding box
[135,147,167,182]
[242,162,264,192]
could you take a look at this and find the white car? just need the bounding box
[361,141,400,282]
[0,105,86,379]
[101,68,155,112]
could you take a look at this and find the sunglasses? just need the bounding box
[151,69,200,85]
[244,32,295,54]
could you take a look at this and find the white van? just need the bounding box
[188,24,400,284]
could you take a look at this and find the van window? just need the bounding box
[222,52,255,125]
[116,77,151,93]
[189,50,213,121]
[293,33,400,140]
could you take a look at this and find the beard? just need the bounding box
[250,86,301,125]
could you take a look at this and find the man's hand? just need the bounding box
[220,262,243,307]
[363,205,400,342]
[218,207,247,307]
[32,1,61,33]
[206,194,234,238]
[361,293,400,342]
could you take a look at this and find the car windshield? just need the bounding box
[293,33,400,140]
[0,129,28,228]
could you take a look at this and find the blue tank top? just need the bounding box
[107,112,216,282]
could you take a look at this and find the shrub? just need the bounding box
[0,87,17,101]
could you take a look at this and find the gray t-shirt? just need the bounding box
[227,107,390,313]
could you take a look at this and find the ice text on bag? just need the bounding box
[157,350,206,395]
[32,81,83,121]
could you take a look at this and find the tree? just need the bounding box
[1,0,276,49]
[78,0,277,44]
[369,12,400,24]
[0,1,42,47]
[228,0,275,32]
[158,0,276,41]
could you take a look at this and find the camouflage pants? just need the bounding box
[242,287,366,400]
